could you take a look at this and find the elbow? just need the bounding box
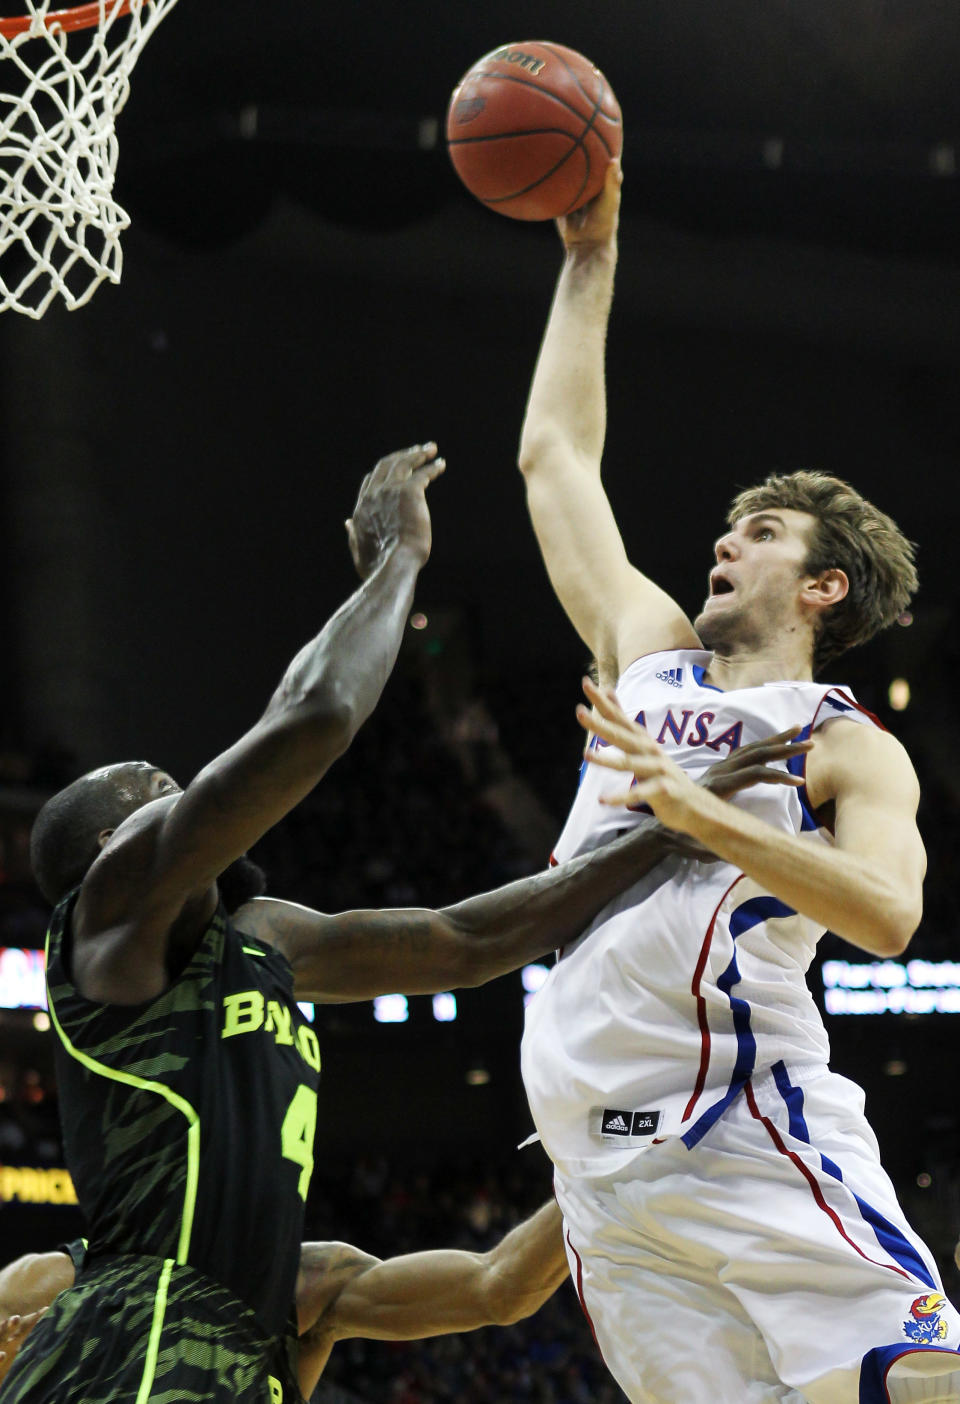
[878,911,920,959]
[517,425,564,481]
[885,887,923,956]
[281,676,362,756]
[857,896,921,959]
[482,1275,531,1327]
[450,941,488,990]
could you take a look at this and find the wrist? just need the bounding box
[375,536,429,574]
[676,785,739,844]
[564,240,617,272]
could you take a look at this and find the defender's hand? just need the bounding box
[576,678,810,840]
[0,1309,46,1384]
[557,160,622,252]
[697,727,812,800]
[346,443,446,580]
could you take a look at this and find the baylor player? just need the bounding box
[3,444,808,1402]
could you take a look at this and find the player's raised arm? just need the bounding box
[518,163,699,682]
[68,445,444,1004]
[236,729,809,999]
[295,1202,566,1398]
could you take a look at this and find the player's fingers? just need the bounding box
[584,748,662,782]
[598,782,655,808]
[740,739,812,764]
[378,442,438,483]
[581,676,627,716]
[576,704,652,755]
[575,705,628,747]
[580,681,644,736]
[412,455,446,487]
[735,727,811,759]
[711,766,805,795]
[583,748,633,773]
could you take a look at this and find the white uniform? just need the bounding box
[521,650,960,1404]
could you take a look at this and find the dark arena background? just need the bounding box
[2,3,960,1401]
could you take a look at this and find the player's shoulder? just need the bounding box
[809,712,917,802]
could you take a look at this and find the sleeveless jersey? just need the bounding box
[520,648,882,1181]
[45,896,321,1337]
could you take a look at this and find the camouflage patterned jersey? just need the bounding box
[1,894,320,1403]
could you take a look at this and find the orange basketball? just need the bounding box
[446,41,622,222]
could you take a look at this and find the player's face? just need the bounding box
[694,508,818,652]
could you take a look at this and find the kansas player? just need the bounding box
[515,164,960,1402]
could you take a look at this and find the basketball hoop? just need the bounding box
[0,0,180,318]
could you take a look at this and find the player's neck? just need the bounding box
[703,637,815,691]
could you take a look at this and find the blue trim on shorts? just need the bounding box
[681,897,792,1149]
[771,1063,938,1292]
[860,1344,960,1402]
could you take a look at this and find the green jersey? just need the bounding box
[45,893,320,1337]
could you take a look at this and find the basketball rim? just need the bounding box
[0,0,139,39]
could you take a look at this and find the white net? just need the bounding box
[1,0,180,318]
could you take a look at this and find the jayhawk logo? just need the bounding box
[902,1293,950,1344]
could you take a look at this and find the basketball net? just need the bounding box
[0,0,180,318]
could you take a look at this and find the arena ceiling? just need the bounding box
[109,0,960,260]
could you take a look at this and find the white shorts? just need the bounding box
[554,1064,960,1403]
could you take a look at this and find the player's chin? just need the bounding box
[694,603,737,651]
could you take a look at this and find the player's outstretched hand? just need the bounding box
[557,159,621,252]
[576,677,811,851]
[0,1309,46,1385]
[346,443,446,580]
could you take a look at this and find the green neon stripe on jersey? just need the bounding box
[136,1258,174,1404]
[44,929,201,1266]
[242,946,266,957]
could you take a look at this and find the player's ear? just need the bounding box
[803,568,848,614]
[96,827,115,849]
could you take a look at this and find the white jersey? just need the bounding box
[520,648,882,1181]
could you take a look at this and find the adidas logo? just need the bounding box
[602,1112,631,1135]
[656,667,684,688]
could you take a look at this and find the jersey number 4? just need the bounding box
[281,1083,318,1201]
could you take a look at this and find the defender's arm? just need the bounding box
[236,730,808,999]
[237,815,673,999]
[75,446,443,1004]
[0,1252,73,1319]
[518,164,698,681]
[295,1203,566,1398]
[0,1251,74,1384]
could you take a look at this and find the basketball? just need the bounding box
[446,41,622,222]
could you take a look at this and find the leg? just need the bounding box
[555,1166,805,1403]
[715,1067,960,1403]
